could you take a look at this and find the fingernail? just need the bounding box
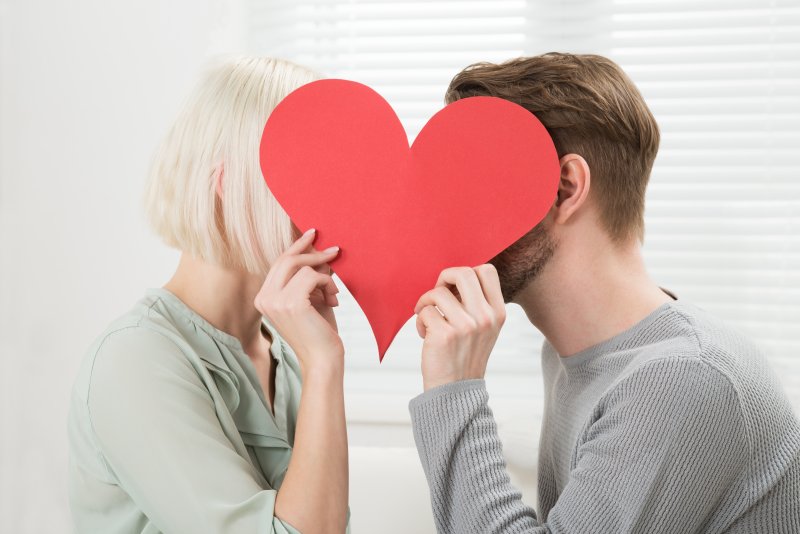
[305,228,316,236]
[324,246,340,254]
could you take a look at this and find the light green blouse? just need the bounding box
[68,288,347,533]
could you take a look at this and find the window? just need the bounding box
[249,0,800,419]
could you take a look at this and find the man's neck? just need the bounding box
[514,239,672,357]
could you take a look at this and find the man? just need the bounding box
[410,53,800,533]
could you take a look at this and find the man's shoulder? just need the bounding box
[670,301,763,358]
[588,300,796,436]
[615,301,800,477]
[618,301,772,388]
[662,302,800,508]
[664,302,782,397]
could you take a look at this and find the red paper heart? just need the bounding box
[260,80,559,360]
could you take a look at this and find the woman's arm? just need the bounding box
[274,369,347,533]
[255,228,348,533]
[86,229,348,534]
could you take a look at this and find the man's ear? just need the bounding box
[213,164,225,200]
[553,153,591,225]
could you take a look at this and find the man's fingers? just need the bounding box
[415,286,472,327]
[435,267,487,312]
[415,286,458,315]
[434,266,500,329]
[416,305,447,339]
[415,314,425,338]
[473,264,506,314]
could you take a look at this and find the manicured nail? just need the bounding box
[324,246,340,254]
[305,228,316,236]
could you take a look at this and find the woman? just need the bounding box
[67,57,349,534]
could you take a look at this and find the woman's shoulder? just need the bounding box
[72,293,200,407]
[68,293,205,476]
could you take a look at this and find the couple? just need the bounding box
[67,55,800,533]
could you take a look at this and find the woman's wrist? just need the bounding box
[298,351,345,384]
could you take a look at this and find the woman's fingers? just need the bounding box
[285,266,339,304]
[268,246,340,288]
[285,227,317,255]
[323,280,340,307]
[262,225,341,310]
[312,263,339,306]
[314,263,332,275]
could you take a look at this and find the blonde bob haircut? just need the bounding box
[144,56,319,275]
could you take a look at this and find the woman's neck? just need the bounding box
[164,253,267,352]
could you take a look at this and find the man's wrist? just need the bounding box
[410,378,487,417]
[423,372,482,391]
[422,376,483,392]
[423,376,454,391]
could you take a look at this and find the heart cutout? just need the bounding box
[260,80,559,360]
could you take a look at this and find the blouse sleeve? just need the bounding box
[86,326,302,534]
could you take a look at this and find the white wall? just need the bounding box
[0,1,246,531]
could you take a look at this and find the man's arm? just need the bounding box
[410,265,748,533]
[410,379,538,533]
[409,358,749,533]
[411,265,539,532]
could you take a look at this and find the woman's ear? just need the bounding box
[553,153,591,225]
[213,164,225,200]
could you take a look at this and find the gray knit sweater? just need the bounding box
[409,301,800,533]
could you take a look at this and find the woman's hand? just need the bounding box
[255,228,344,377]
[263,229,350,533]
[415,265,506,391]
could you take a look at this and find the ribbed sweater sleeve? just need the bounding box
[409,379,538,533]
[409,358,750,534]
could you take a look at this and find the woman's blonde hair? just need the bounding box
[144,56,319,275]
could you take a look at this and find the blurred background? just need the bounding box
[1,0,798,532]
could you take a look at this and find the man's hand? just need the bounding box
[414,264,506,391]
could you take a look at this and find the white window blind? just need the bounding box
[248,0,800,411]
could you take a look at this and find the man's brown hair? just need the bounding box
[446,52,660,243]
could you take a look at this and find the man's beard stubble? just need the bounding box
[489,222,556,303]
